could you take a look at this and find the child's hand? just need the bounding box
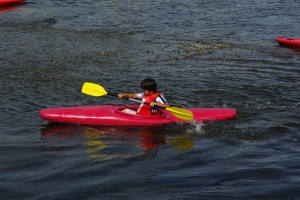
[150,102,156,107]
[118,94,123,99]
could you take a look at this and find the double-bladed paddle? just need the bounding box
[81,82,193,121]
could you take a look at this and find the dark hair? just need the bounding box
[140,78,157,92]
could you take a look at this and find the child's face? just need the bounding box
[143,89,153,96]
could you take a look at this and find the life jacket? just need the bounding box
[137,92,163,116]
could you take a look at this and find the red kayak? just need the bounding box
[0,0,24,6]
[39,105,236,126]
[275,37,300,48]
[0,3,24,12]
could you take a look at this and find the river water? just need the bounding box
[1,0,300,199]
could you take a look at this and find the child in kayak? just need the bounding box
[118,78,170,116]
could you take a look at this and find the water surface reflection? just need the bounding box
[41,123,194,161]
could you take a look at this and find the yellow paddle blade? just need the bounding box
[166,107,194,121]
[81,82,108,97]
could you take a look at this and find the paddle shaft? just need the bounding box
[107,92,163,108]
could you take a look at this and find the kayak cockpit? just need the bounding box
[115,105,167,118]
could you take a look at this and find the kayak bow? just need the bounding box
[275,37,300,48]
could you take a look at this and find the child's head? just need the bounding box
[140,78,157,93]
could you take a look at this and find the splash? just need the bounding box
[185,121,206,135]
